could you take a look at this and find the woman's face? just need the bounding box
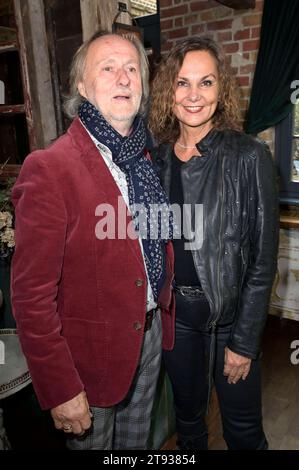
[173,50,219,133]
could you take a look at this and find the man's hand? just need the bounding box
[223,347,252,384]
[51,391,92,436]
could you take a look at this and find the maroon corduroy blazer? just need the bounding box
[11,118,175,410]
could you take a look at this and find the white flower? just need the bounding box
[0,227,15,248]
[0,211,12,229]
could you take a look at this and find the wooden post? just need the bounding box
[14,0,57,149]
[80,0,131,41]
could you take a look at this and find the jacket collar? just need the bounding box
[152,128,224,197]
[67,117,98,156]
[196,127,223,156]
[155,127,223,164]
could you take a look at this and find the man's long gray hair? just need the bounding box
[64,30,149,119]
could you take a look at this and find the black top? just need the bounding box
[170,151,200,286]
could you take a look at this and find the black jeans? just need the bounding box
[163,291,268,450]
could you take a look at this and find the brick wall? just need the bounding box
[159,0,274,147]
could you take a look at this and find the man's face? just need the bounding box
[78,35,142,136]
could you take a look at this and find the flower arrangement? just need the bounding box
[0,170,16,262]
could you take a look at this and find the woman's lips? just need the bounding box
[183,106,204,113]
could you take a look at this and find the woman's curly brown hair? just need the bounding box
[149,36,241,144]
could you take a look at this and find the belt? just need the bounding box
[174,285,205,297]
[144,308,157,332]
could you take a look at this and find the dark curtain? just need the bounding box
[245,0,299,135]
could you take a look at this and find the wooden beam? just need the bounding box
[0,164,21,178]
[0,40,18,53]
[0,104,25,114]
[13,0,36,151]
[13,0,58,149]
[80,0,99,40]
[80,0,131,41]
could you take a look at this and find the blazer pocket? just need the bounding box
[62,317,108,385]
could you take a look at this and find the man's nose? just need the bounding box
[117,68,130,86]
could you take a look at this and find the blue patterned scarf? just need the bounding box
[79,99,171,300]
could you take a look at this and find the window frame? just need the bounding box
[275,105,299,204]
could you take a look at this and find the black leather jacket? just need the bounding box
[152,129,279,359]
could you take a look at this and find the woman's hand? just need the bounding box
[223,347,252,384]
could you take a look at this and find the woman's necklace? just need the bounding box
[176,123,211,150]
[176,141,197,149]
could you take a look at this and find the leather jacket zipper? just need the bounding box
[209,156,225,331]
[239,247,246,293]
[241,246,245,265]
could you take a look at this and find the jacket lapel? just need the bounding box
[68,118,145,271]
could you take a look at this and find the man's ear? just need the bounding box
[78,81,87,98]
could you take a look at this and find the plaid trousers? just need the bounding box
[67,311,162,450]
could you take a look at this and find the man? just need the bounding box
[11,31,174,450]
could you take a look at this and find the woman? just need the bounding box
[149,36,278,450]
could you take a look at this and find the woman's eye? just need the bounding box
[103,66,113,72]
[177,80,187,87]
[128,67,136,73]
[201,79,213,87]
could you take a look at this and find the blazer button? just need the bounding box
[133,322,142,331]
[135,279,144,287]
